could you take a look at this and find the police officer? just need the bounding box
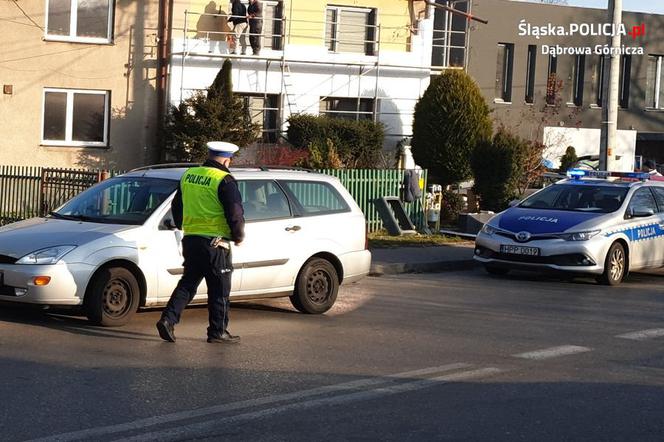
[156,141,245,343]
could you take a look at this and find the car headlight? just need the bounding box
[559,230,601,241]
[16,246,77,265]
[481,224,498,235]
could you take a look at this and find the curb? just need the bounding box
[369,259,478,276]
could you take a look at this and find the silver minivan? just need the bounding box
[0,166,372,325]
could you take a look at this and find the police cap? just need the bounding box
[207,141,239,158]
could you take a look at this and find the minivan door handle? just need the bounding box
[285,225,301,232]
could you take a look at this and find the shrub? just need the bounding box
[471,129,544,212]
[287,115,384,168]
[558,145,578,172]
[163,59,259,162]
[255,144,309,166]
[411,70,492,185]
[440,189,465,223]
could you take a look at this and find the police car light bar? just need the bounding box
[566,169,650,181]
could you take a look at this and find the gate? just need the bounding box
[40,169,108,216]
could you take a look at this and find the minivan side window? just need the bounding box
[237,180,291,221]
[280,180,350,215]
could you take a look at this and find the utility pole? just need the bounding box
[599,0,622,171]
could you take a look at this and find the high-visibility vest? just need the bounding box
[180,166,231,237]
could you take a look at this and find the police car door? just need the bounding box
[649,186,664,266]
[232,179,297,294]
[624,187,660,268]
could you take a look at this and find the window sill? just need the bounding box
[41,142,109,149]
[493,99,512,105]
[644,108,664,113]
[43,36,114,45]
[566,103,583,108]
[589,105,602,110]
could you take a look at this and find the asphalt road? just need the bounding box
[1,269,664,441]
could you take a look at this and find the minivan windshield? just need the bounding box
[52,177,178,225]
[519,184,629,213]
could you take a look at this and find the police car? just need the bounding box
[474,169,664,285]
[0,166,371,325]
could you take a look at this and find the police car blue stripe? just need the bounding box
[498,208,604,234]
[605,223,664,242]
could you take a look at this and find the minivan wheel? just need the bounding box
[85,267,140,326]
[597,242,626,286]
[290,258,339,314]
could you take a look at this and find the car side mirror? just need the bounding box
[161,218,177,230]
[628,207,655,218]
[508,199,521,208]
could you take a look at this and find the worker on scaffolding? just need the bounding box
[248,0,263,56]
[227,0,248,55]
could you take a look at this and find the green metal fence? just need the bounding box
[0,166,427,233]
[320,169,428,233]
[0,166,42,225]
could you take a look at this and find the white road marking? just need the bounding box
[115,367,504,442]
[616,328,664,341]
[29,363,471,442]
[513,345,592,360]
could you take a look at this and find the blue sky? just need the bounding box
[521,0,664,14]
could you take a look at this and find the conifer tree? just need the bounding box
[164,59,258,162]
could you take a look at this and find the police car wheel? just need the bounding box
[485,265,509,276]
[85,266,140,326]
[598,242,627,286]
[290,258,339,314]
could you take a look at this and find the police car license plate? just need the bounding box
[500,245,540,256]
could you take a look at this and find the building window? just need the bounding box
[42,88,110,146]
[325,6,377,55]
[240,93,280,143]
[432,0,470,68]
[546,55,558,105]
[646,55,664,110]
[319,97,374,120]
[525,45,537,104]
[619,55,632,109]
[592,55,605,108]
[45,0,114,43]
[568,54,585,107]
[262,1,284,50]
[495,43,514,103]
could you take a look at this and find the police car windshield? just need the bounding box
[519,184,628,213]
[53,177,178,225]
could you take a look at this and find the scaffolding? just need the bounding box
[171,2,473,142]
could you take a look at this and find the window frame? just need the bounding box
[44,0,115,44]
[238,93,281,143]
[567,54,585,107]
[324,4,376,56]
[545,54,558,106]
[495,42,514,104]
[41,88,110,147]
[278,179,351,217]
[619,54,632,109]
[525,45,537,104]
[319,96,375,121]
[646,54,664,110]
[591,55,606,109]
[237,179,293,223]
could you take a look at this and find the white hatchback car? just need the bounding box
[0,166,372,325]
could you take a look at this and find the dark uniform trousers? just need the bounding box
[162,235,232,337]
[249,19,262,54]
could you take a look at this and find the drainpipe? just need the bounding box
[156,0,173,162]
